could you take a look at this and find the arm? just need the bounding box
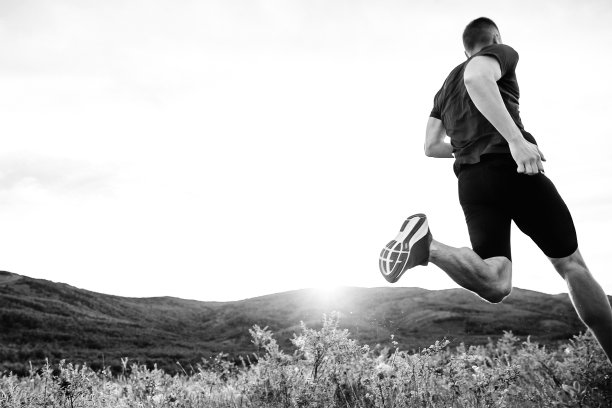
[464,56,545,175]
[424,117,453,158]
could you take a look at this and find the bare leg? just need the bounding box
[429,239,513,303]
[549,248,612,363]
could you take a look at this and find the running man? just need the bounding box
[379,17,612,363]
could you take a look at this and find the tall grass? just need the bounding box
[1,312,610,407]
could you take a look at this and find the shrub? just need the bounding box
[1,314,610,407]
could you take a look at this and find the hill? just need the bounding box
[0,271,594,375]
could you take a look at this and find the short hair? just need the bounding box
[462,17,499,51]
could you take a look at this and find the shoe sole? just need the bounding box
[379,214,430,283]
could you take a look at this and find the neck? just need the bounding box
[466,43,494,58]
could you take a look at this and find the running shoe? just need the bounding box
[379,213,432,283]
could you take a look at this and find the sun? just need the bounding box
[312,284,345,304]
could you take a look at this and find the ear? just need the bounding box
[493,31,502,44]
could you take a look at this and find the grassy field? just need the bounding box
[1,312,611,408]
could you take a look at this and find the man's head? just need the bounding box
[463,17,501,57]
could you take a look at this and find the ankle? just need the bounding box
[428,239,441,262]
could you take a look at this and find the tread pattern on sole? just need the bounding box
[379,214,430,283]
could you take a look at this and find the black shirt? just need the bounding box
[430,44,536,172]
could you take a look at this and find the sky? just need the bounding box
[0,0,611,301]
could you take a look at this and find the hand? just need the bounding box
[508,139,545,175]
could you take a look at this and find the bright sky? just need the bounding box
[1,0,611,301]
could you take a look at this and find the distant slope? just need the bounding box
[0,271,594,375]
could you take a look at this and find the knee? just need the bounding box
[562,264,591,282]
[479,255,512,303]
[549,248,587,278]
[555,261,591,286]
[483,286,512,304]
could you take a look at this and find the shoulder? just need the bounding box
[434,62,465,94]
[445,61,470,86]
[486,43,518,53]
[431,63,465,116]
[474,44,519,76]
[478,44,519,60]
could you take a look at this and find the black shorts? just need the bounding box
[457,154,578,260]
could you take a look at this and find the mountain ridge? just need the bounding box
[0,270,596,375]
